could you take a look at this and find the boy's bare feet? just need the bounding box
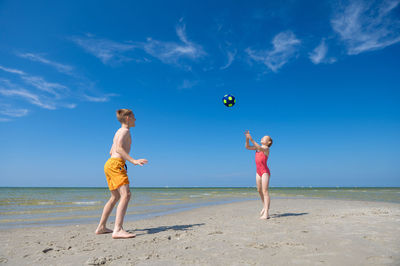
[260,208,265,216]
[95,226,113,234]
[112,229,136,239]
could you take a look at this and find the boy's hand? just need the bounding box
[133,159,148,166]
[245,130,251,139]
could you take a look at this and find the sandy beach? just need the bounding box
[1,198,399,265]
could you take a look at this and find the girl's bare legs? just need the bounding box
[256,174,265,216]
[112,184,136,239]
[260,173,271,220]
[95,190,120,234]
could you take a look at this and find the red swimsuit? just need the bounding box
[255,151,270,177]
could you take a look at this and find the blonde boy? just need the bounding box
[95,109,148,239]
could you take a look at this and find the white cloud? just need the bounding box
[71,36,135,65]
[331,0,400,55]
[0,63,113,115]
[82,94,116,103]
[20,76,69,98]
[71,22,205,69]
[246,31,301,72]
[0,105,29,117]
[1,48,116,120]
[309,39,337,64]
[178,79,198,90]
[0,82,56,110]
[17,53,114,107]
[0,65,68,98]
[17,53,74,75]
[220,49,237,70]
[0,65,25,75]
[64,103,77,109]
[141,23,206,66]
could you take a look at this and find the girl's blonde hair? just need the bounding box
[268,137,273,147]
[116,109,133,123]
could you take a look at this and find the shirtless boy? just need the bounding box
[95,109,148,239]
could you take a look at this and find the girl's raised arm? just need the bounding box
[245,131,257,150]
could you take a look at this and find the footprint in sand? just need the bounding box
[367,256,393,264]
[250,243,268,249]
[208,231,223,235]
[85,256,107,265]
[249,242,293,249]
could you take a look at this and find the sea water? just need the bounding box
[0,187,399,229]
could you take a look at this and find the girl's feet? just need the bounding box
[259,213,270,220]
[260,208,265,216]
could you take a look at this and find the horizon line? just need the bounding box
[0,186,399,189]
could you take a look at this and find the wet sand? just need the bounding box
[1,198,399,265]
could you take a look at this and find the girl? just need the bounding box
[245,130,273,219]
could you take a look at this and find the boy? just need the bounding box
[95,109,148,239]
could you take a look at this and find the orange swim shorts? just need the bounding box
[104,158,130,191]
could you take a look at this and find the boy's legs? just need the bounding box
[95,189,121,234]
[256,174,265,216]
[260,173,270,220]
[112,184,136,239]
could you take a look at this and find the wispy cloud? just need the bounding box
[20,76,69,98]
[246,31,301,72]
[0,57,115,118]
[0,65,25,75]
[141,23,206,66]
[71,35,136,65]
[0,104,29,118]
[18,52,116,105]
[220,48,237,70]
[0,88,55,109]
[331,0,400,55]
[64,103,77,109]
[82,93,117,103]
[0,65,69,98]
[178,79,199,90]
[17,53,74,75]
[309,39,337,64]
[71,22,205,69]
[0,79,56,110]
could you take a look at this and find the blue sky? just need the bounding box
[0,0,399,187]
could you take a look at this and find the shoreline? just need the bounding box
[2,186,399,188]
[1,195,400,230]
[0,197,258,230]
[1,198,399,265]
[2,195,400,230]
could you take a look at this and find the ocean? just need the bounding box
[0,187,399,229]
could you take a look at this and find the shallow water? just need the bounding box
[0,187,399,229]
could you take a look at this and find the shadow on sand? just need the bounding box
[131,223,205,236]
[270,212,308,218]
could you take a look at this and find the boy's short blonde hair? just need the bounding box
[116,109,133,123]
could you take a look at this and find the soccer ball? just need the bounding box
[222,94,236,107]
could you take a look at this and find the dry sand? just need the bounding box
[1,198,399,265]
